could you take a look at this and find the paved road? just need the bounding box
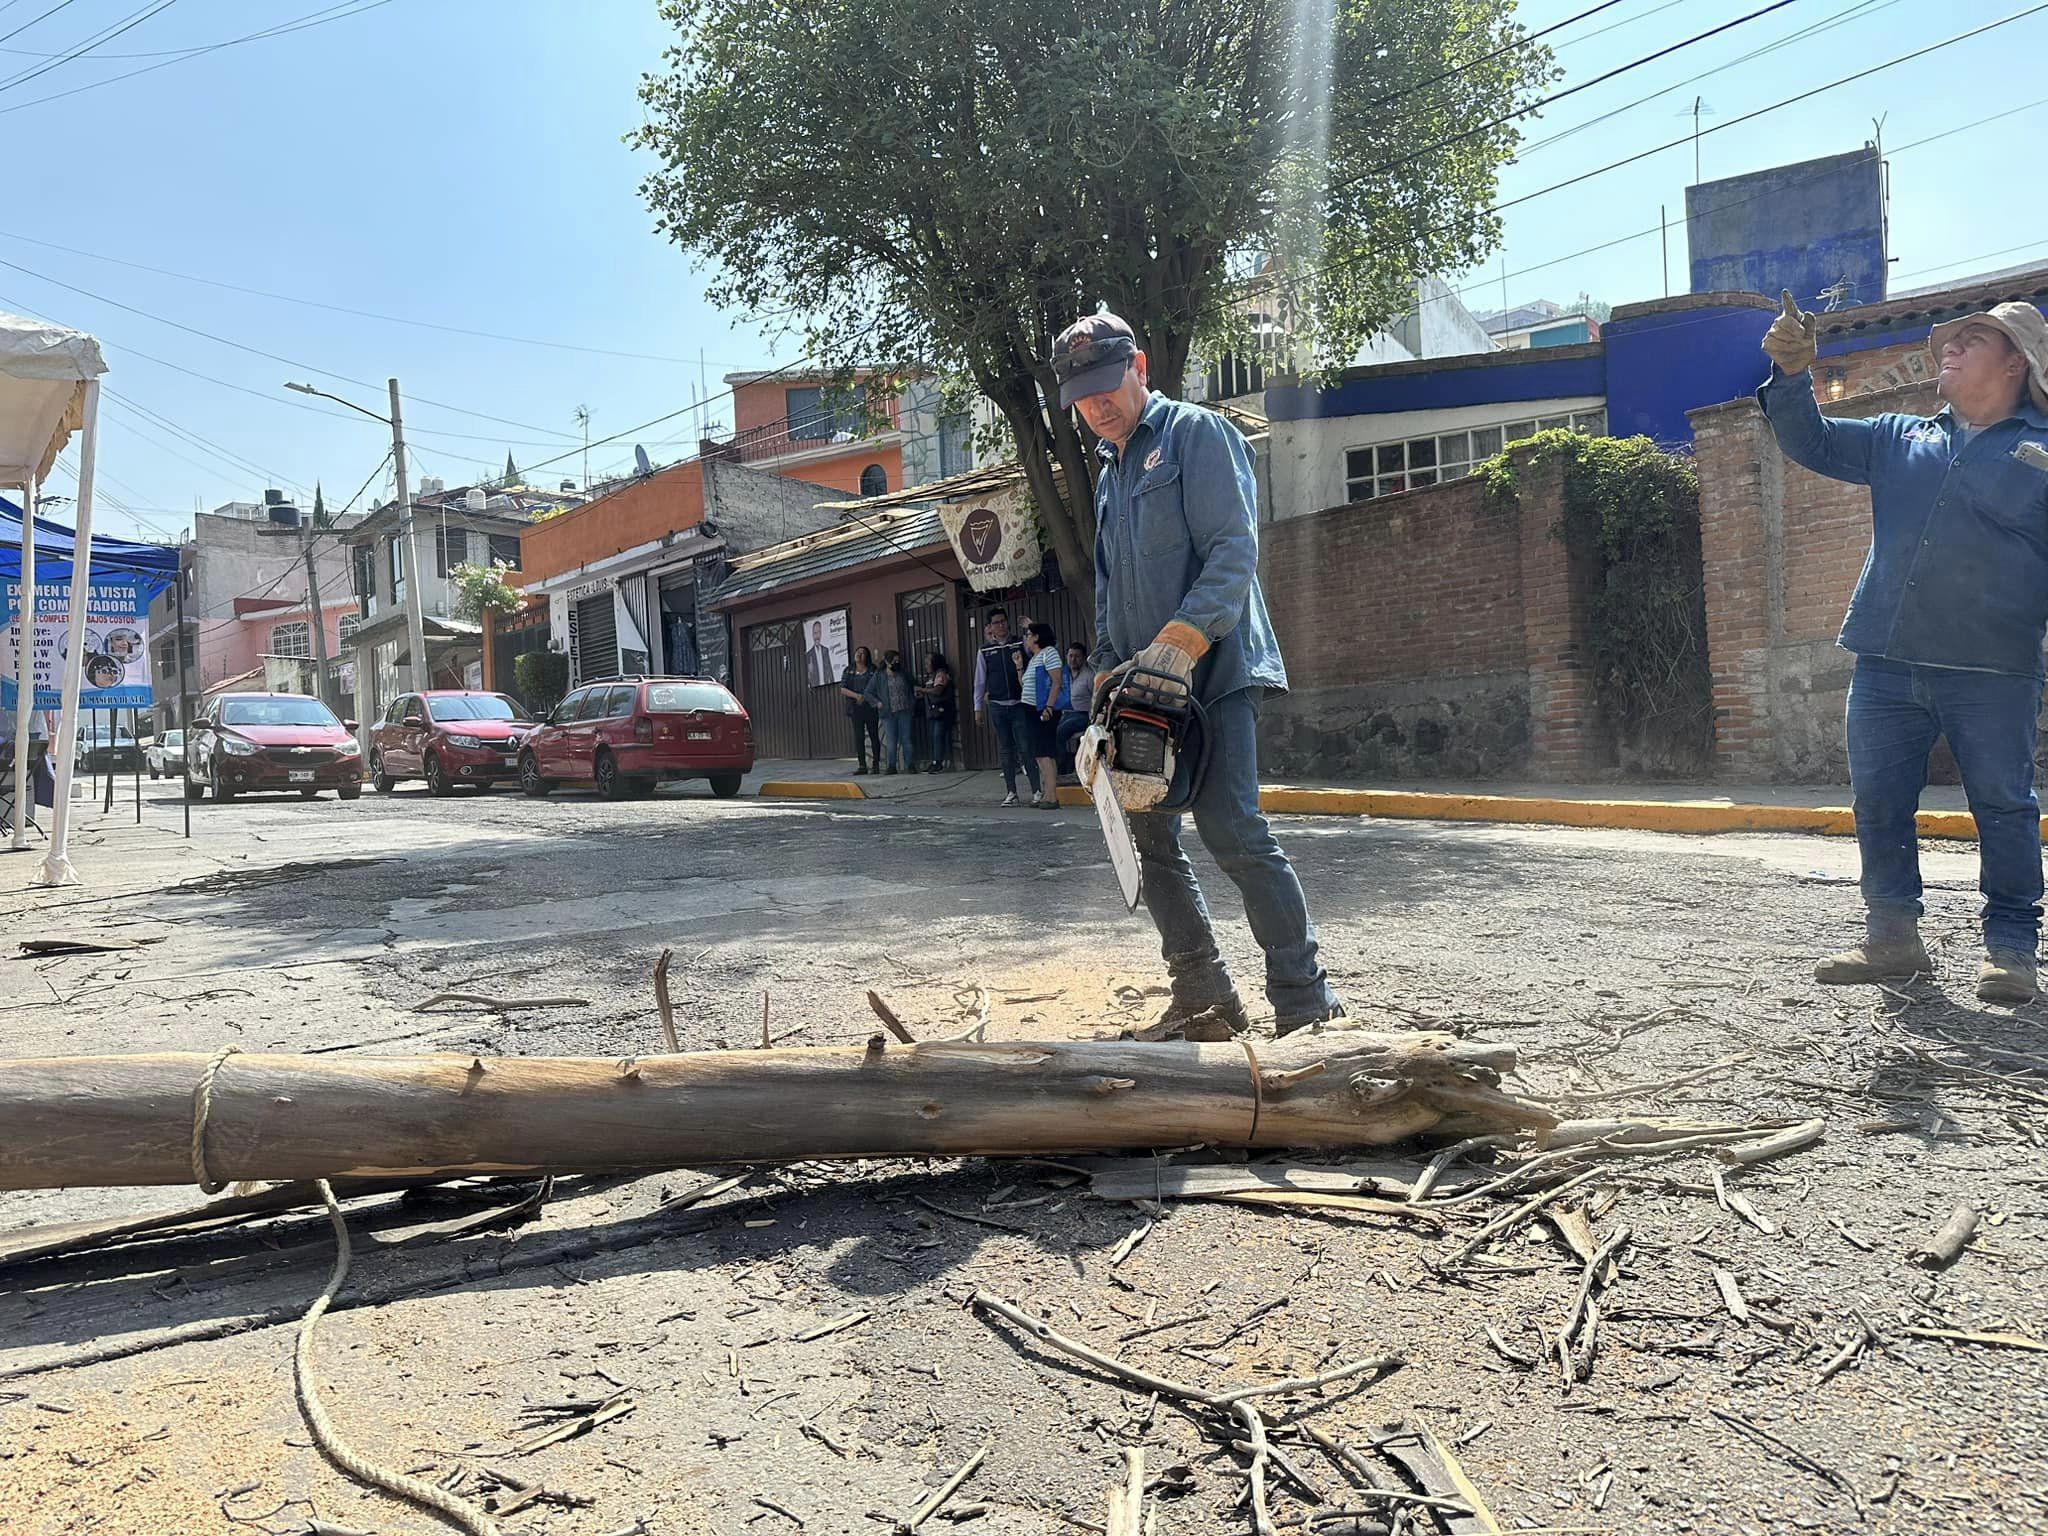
[2,781,2042,1536]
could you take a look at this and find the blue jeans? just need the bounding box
[1128,688,1338,1022]
[989,704,1038,795]
[880,709,914,771]
[1847,655,2044,956]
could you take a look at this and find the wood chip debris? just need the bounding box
[1912,1205,1980,1269]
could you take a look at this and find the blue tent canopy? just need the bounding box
[0,494,179,591]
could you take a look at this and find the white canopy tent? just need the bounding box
[1,311,106,886]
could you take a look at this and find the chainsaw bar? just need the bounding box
[1077,723,1142,910]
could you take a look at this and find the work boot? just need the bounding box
[1977,949,2039,1005]
[1813,926,1931,985]
[1274,1000,1349,1039]
[1133,993,1251,1042]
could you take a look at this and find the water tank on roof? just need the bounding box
[419,476,445,496]
[560,478,577,493]
[465,487,487,512]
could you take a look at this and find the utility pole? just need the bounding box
[389,378,428,691]
[302,532,333,707]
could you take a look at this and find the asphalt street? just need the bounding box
[2,779,2043,1536]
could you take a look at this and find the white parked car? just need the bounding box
[146,728,185,779]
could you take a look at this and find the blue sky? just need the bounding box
[8,0,2043,543]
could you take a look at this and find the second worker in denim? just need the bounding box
[1760,291,2048,1004]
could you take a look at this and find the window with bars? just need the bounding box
[270,621,311,659]
[388,536,407,608]
[487,532,521,567]
[337,613,363,648]
[1342,409,1606,503]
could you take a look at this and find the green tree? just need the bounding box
[448,561,522,624]
[635,0,1552,597]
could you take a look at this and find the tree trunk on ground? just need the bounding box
[0,1032,1550,1192]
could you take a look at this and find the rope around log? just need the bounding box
[299,1178,502,1536]
[188,1044,242,1194]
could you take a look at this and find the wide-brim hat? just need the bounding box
[1927,301,2048,416]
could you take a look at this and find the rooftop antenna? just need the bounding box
[634,444,654,478]
[1675,95,1717,185]
[573,405,590,491]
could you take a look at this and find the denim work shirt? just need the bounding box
[1090,392,1287,703]
[1759,368,2048,677]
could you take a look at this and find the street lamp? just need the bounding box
[286,378,428,697]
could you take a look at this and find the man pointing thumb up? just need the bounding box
[1761,287,1818,375]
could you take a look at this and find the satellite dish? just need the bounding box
[634,445,653,477]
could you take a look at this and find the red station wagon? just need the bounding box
[519,677,753,800]
[184,692,364,801]
[369,690,537,795]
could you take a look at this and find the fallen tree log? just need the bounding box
[0,1031,1550,1191]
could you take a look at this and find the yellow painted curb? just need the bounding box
[1055,785,1090,808]
[758,780,866,800]
[1257,787,2031,842]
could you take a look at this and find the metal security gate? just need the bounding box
[741,619,844,760]
[573,593,617,685]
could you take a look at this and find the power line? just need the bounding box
[1356,0,1631,114]
[0,0,396,118]
[1512,0,1907,163]
[0,0,82,48]
[0,0,179,96]
[0,229,767,370]
[1239,6,2048,325]
[1332,0,1803,201]
[0,253,584,441]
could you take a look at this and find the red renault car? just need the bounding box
[184,692,363,801]
[519,676,753,800]
[369,689,536,795]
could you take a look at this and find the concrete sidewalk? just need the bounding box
[743,757,2006,838]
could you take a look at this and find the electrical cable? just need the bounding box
[0,0,178,95]
[0,0,396,117]
[1330,0,1803,200]
[0,0,81,48]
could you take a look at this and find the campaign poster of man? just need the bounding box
[802,608,849,688]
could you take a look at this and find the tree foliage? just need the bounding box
[635,0,1552,597]
[513,650,570,717]
[448,561,522,624]
[1485,431,1713,775]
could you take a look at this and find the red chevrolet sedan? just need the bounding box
[519,677,753,800]
[185,692,364,801]
[369,689,536,795]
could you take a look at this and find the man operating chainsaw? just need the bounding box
[1055,311,1344,1039]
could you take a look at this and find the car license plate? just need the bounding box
[688,731,713,741]
[288,769,315,783]
[503,755,518,768]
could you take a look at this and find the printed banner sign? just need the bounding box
[940,488,1042,592]
[1,575,154,711]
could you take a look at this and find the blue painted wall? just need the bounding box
[1264,298,1777,449]
[1263,350,1605,421]
[1686,148,1885,309]
[1601,300,1777,446]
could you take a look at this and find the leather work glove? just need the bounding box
[1120,622,1209,714]
[1761,288,1818,376]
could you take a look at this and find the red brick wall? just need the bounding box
[1258,459,1591,779]
[1263,473,1524,688]
[1693,379,1937,780]
[1816,339,1933,401]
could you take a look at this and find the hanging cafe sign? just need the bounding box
[939,486,1042,592]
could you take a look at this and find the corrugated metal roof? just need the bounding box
[705,505,951,607]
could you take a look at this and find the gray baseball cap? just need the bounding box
[1051,313,1138,407]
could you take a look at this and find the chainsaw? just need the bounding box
[1074,665,1210,909]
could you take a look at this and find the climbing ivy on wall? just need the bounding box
[1485,431,1714,775]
